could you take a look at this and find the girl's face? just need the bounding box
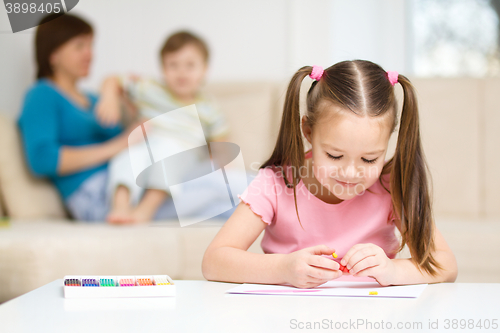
[302,104,393,201]
[161,44,208,100]
[50,34,93,80]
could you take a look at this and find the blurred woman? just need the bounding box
[18,13,134,222]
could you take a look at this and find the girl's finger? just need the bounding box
[308,254,340,271]
[307,244,336,256]
[306,265,341,281]
[349,255,379,275]
[352,266,377,279]
[305,278,332,288]
[341,243,370,268]
[305,274,328,283]
[345,247,377,271]
[340,243,364,266]
[299,281,326,289]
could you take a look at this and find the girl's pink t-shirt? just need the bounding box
[238,152,400,259]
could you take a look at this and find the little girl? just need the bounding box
[202,60,458,288]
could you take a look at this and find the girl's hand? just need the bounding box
[341,243,396,286]
[96,94,121,127]
[281,245,342,289]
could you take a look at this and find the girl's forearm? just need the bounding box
[390,250,458,285]
[203,246,288,284]
[57,135,126,175]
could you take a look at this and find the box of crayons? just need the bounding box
[63,275,175,298]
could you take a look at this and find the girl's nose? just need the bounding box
[339,161,362,180]
[343,163,356,178]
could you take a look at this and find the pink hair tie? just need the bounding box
[309,65,324,81]
[387,71,399,86]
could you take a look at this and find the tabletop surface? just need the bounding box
[1,279,499,333]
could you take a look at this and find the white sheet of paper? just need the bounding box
[226,280,427,298]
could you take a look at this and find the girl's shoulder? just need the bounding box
[253,163,308,188]
[367,168,392,197]
[379,171,391,187]
[245,166,288,195]
[252,166,284,185]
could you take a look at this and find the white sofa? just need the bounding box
[0,79,499,304]
[0,81,286,303]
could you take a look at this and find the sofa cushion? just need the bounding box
[0,114,66,219]
[0,219,184,303]
[0,82,282,219]
[205,81,282,172]
[0,218,264,303]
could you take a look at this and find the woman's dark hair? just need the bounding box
[159,30,209,63]
[262,60,442,276]
[35,13,93,79]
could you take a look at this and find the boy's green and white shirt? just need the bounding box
[119,75,229,142]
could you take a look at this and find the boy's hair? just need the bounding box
[159,31,209,63]
[262,60,441,276]
[35,13,93,79]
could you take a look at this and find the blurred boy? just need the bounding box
[96,31,229,224]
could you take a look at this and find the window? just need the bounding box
[412,0,500,77]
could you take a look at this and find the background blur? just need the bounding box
[4,0,499,218]
[0,0,499,303]
[3,0,499,114]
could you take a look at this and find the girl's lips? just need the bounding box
[335,179,358,187]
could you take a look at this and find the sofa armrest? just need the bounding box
[0,113,66,219]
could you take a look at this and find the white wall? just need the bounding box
[0,0,409,117]
[330,0,411,73]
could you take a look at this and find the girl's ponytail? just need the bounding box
[391,74,442,275]
[261,66,313,228]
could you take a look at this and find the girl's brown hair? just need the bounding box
[261,60,442,276]
[35,13,93,79]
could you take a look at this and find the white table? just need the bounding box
[0,280,499,332]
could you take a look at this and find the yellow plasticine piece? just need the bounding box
[332,252,338,258]
[369,291,378,295]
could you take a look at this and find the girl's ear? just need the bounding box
[301,115,312,144]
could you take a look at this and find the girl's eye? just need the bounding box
[326,153,342,160]
[362,158,378,164]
